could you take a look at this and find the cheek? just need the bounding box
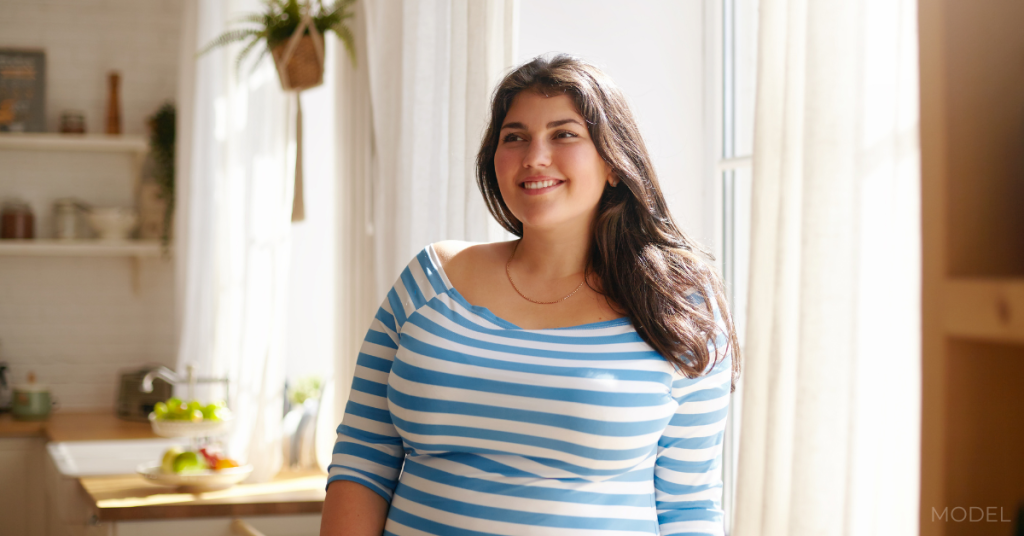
[558,146,608,188]
[494,146,519,182]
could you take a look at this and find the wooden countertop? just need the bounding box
[81,469,327,521]
[2,411,326,520]
[0,411,159,442]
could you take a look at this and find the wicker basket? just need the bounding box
[272,35,324,91]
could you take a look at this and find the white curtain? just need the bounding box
[733,0,921,534]
[320,0,519,467]
[362,0,518,298]
[176,0,295,483]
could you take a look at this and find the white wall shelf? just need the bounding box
[0,239,167,258]
[0,133,148,154]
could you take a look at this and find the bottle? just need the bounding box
[106,72,121,135]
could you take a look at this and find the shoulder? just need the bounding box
[431,240,515,273]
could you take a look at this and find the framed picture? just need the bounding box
[0,49,46,133]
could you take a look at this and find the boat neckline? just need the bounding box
[424,243,631,332]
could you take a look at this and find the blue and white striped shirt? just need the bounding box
[329,243,732,535]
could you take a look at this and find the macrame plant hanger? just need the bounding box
[273,2,325,222]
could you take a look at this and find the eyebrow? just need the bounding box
[500,118,585,130]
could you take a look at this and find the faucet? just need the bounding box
[141,364,230,402]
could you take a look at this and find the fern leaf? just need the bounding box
[335,23,357,67]
[197,28,262,57]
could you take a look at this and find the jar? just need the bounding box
[1,201,34,239]
[59,111,86,134]
[53,198,80,239]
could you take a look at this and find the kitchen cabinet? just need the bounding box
[0,437,48,536]
[919,0,1024,534]
[93,514,321,536]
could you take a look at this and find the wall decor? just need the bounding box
[0,49,46,133]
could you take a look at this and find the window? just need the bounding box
[718,0,758,533]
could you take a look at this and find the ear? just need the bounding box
[607,169,620,187]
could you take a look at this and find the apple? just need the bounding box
[172,451,207,473]
[161,447,184,474]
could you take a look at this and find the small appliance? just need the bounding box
[117,367,173,421]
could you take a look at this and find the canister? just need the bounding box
[12,372,54,421]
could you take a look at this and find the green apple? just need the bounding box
[172,451,206,473]
[153,402,168,420]
[161,447,184,474]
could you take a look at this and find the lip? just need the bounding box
[518,175,565,196]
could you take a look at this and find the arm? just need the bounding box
[320,289,408,535]
[655,290,734,536]
[320,480,389,536]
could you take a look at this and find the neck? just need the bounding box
[513,218,593,281]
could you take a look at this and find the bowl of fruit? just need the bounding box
[137,445,251,492]
[149,398,233,438]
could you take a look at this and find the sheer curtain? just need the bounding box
[175,0,296,483]
[325,0,519,454]
[363,0,518,297]
[733,0,921,534]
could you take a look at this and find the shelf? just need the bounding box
[944,278,1024,344]
[0,239,167,258]
[0,133,148,154]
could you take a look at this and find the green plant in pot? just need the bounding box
[199,0,357,91]
[148,103,175,248]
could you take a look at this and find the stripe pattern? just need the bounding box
[329,244,732,536]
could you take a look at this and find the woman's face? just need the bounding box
[494,91,613,232]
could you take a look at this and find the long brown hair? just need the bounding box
[476,54,741,389]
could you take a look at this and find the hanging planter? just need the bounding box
[198,0,356,92]
[198,0,356,221]
[272,33,325,91]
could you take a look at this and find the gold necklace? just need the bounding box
[505,240,586,305]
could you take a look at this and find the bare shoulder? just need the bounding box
[431,240,475,267]
[432,240,512,270]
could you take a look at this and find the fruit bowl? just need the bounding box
[137,462,253,492]
[149,412,233,438]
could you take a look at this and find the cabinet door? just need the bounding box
[113,514,321,536]
[0,437,47,536]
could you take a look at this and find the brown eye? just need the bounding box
[554,130,579,139]
[502,133,524,143]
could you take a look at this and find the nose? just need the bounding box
[522,137,552,169]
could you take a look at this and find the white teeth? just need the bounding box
[523,180,560,190]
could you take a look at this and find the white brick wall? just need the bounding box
[0,0,182,410]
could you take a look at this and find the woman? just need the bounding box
[321,54,740,536]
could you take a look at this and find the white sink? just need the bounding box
[47,438,185,477]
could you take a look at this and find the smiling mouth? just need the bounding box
[522,179,564,190]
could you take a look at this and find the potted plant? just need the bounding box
[199,0,356,92]
[148,103,175,247]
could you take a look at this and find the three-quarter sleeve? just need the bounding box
[655,288,734,536]
[326,291,408,503]
[327,246,447,503]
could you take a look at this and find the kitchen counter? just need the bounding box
[0,410,159,441]
[81,469,327,521]
[2,411,326,523]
